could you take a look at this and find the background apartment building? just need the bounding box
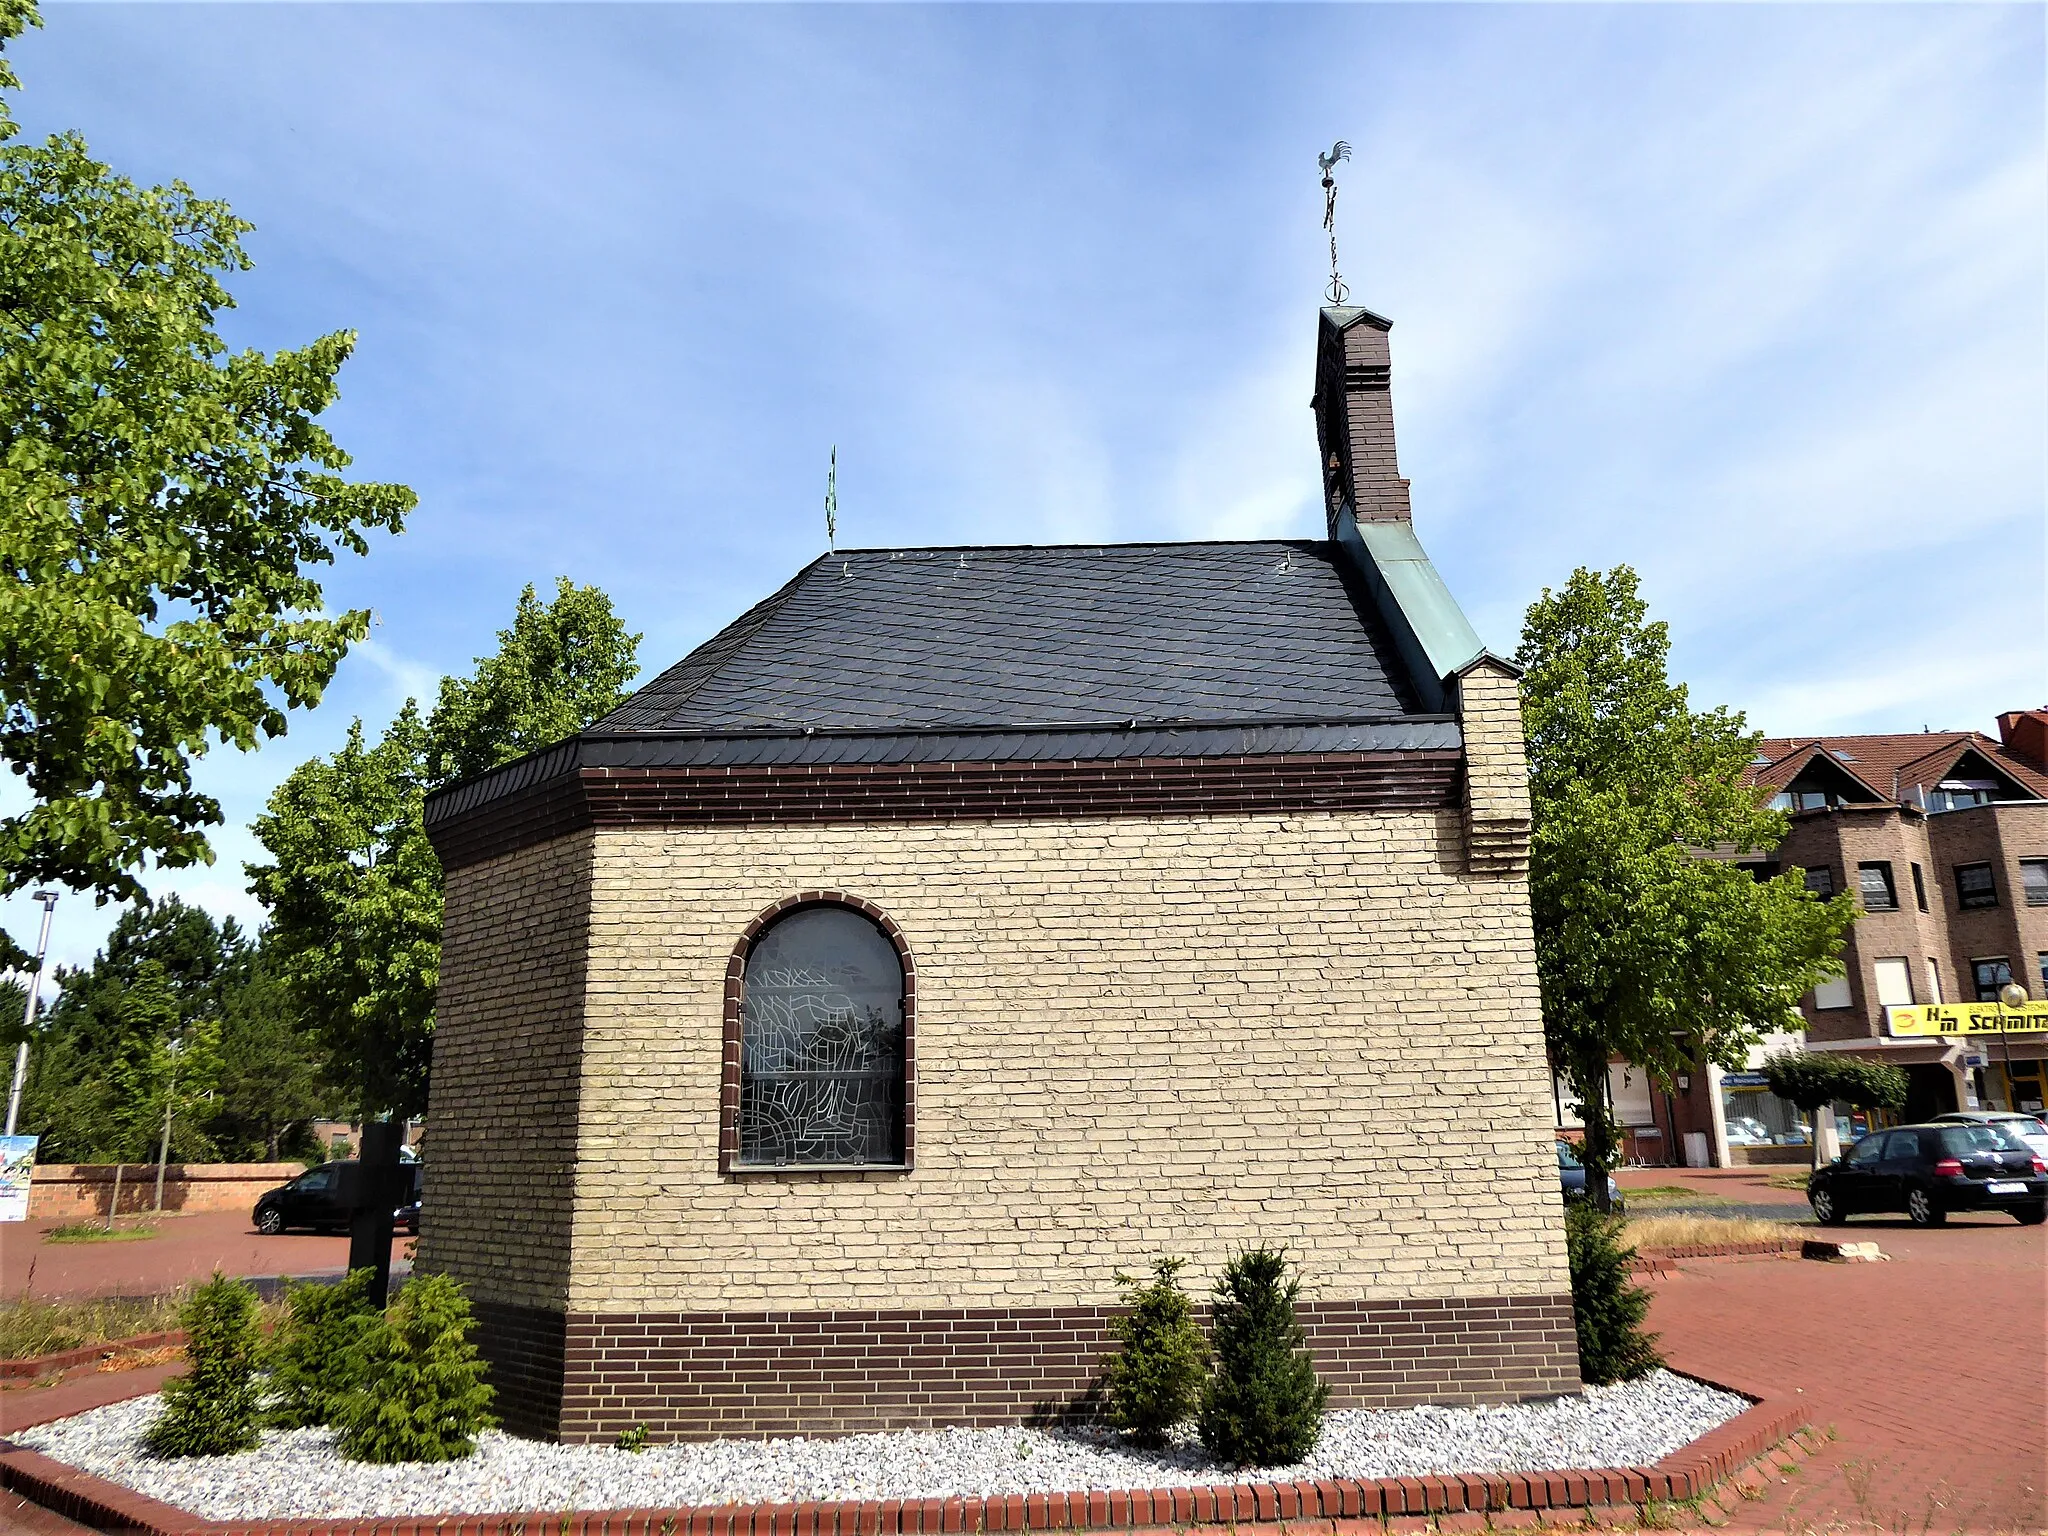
[1563,709,2048,1167]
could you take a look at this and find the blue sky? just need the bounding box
[6,2,2044,970]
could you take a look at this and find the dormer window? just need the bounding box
[1926,779,2000,813]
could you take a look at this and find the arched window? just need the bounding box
[733,903,908,1168]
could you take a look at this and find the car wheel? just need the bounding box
[1811,1188,1844,1226]
[255,1205,285,1235]
[1906,1188,1946,1227]
[2016,1202,2047,1227]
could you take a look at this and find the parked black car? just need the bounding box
[253,1161,424,1235]
[1808,1123,2047,1227]
[1557,1140,1625,1213]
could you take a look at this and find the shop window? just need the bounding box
[1802,866,1835,898]
[1911,863,1928,912]
[1721,1076,1811,1148]
[2021,859,2048,907]
[1813,973,1853,1010]
[1955,863,1997,910]
[1872,958,1914,1008]
[1857,862,1898,911]
[1972,958,2012,1003]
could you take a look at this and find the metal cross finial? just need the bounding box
[824,445,838,553]
[1318,140,1352,305]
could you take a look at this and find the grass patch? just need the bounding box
[43,1221,160,1244]
[1625,1186,1740,1207]
[1767,1170,1814,1190]
[1626,1213,1807,1249]
[0,1293,184,1360]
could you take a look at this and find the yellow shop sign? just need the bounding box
[1888,1002,2048,1037]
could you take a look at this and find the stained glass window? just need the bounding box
[738,906,906,1167]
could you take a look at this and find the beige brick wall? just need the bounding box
[564,808,1567,1316]
[418,829,593,1310]
[1458,662,1533,876]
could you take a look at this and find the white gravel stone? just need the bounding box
[15,1372,1747,1522]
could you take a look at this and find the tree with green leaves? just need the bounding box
[0,0,414,954]
[9,896,335,1161]
[1762,1051,1908,1169]
[1517,568,1856,1210]
[249,582,640,1118]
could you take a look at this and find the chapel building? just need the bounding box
[418,303,1579,1443]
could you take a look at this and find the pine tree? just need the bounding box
[1197,1248,1327,1467]
[144,1273,262,1457]
[335,1273,496,1462]
[1564,1204,1663,1385]
[1102,1258,1208,1446]
[266,1270,380,1428]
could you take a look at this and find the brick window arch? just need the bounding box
[721,893,915,1173]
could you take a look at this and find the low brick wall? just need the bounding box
[25,1163,303,1222]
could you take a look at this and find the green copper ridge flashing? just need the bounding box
[1331,506,1489,715]
[1321,304,1393,332]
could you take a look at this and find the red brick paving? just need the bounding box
[0,1490,94,1536]
[1649,1212,2047,1533]
[1,1210,401,1301]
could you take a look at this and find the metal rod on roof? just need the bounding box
[825,446,838,554]
[1318,141,1351,305]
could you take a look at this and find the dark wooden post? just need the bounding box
[344,1120,405,1306]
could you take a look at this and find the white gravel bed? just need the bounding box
[15,1371,1747,1522]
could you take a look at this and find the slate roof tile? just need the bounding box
[597,540,1417,735]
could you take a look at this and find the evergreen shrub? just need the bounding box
[336,1272,496,1463]
[266,1269,380,1428]
[1196,1247,1327,1467]
[143,1272,263,1458]
[1101,1257,1208,1445]
[1565,1203,1663,1384]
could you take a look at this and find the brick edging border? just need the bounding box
[1629,1238,1805,1276]
[0,1378,1807,1536]
[0,1332,186,1382]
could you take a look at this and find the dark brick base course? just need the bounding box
[471,1300,568,1441]
[470,1293,1581,1444]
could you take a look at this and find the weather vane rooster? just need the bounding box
[1319,140,1351,305]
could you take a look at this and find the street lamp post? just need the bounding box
[4,891,60,1138]
[1997,980,2029,1110]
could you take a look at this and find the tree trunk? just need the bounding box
[1569,1047,1618,1214]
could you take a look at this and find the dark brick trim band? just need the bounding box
[429,752,1464,870]
[720,893,917,1177]
[0,1381,1810,1536]
[532,1294,1578,1444]
[469,1301,568,1443]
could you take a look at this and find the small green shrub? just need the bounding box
[1566,1203,1663,1385]
[1102,1257,1208,1445]
[144,1273,263,1458]
[266,1270,381,1428]
[336,1272,496,1463]
[1197,1247,1327,1467]
[616,1423,650,1453]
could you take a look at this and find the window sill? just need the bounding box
[725,1162,911,1176]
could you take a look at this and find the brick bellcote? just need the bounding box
[1312,306,1411,535]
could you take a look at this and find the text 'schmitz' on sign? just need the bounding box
[0,1135,36,1222]
[1888,1002,2048,1038]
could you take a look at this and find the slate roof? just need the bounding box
[425,539,1462,827]
[1747,733,2048,804]
[596,541,1421,736]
